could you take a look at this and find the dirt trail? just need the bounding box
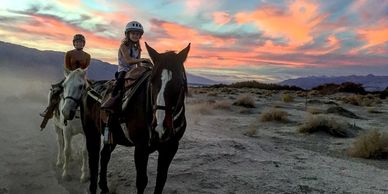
[1,81,388,194]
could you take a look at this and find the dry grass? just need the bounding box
[260,108,289,122]
[244,125,257,137]
[308,90,321,97]
[306,107,324,114]
[298,115,349,137]
[233,94,256,108]
[207,92,219,97]
[348,129,388,159]
[296,91,307,97]
[281,93,294,103]
[212,100,232,110]
[191,102,214,115]
[339,94,379,106]
[367,107,383,114]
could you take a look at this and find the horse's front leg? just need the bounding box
[99,143,116,194]
[80,134,89,183]
[135,146,149,194]
[62,125,73,181]
[84,126,101,194]
[55,126,64,167]
[154,140,179,194]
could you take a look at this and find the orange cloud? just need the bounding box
[8,15,120,63]
[357,25,388,52]
[19,15,119,49]
[235,0,326,45]
[148,20,235,51]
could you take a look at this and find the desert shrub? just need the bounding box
[312,82,366,95]
[212,100,232,110]
[379,87,388,99]
[308,90,321,96]
[339,94,377,106]
[312,83,340,95]
[233,94,255,108]
[220,88,232,93]
[281,93,294,103]
[207,92,218,97]
[337,82,366,94]
[298,115,350,137]
[296,91,307,97]
[348,129,388,159]
[191,102,213,115]
[244,126,257,137]
[306,107,323,114]
[367,107,383,114]
[326,106,360,119]
[260,108,289,122]
[228,80,303,91]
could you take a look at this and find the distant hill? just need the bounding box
[279,75,388,91]
[0,41,217,85]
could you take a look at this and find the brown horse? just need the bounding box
[80,43,190,194]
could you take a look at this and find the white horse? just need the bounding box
[51,68,88,182]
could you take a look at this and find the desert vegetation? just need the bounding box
[260,108,289,122]
[348,129,388,159]
[298,115,352,137]
[233,94,256,108]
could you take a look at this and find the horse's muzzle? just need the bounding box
[62,109,76,121]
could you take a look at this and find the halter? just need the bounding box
[63,95,81,106]
[148,75,187,141]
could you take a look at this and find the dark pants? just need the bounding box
[101,71,127,113]
[113,71,126,96]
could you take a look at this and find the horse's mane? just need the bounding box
[64,68,86,85]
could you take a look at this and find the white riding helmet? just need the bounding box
[125,21,144,35]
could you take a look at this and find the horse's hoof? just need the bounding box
[80,175,89,183]
[62,173,71,181]
[98,182,109,194]
[100,189,109,194]
[85,188,96,194]
[56,161,63,167]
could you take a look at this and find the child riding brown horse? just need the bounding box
[81,43,190,194]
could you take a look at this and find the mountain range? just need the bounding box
[279,75,388,91]
[0,41,217,85]
[1,41,387,90]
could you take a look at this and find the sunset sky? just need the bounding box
[0,0,387,82]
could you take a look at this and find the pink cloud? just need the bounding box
[235,0,327,45]
[212,11,231,25]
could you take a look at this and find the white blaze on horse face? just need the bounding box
[155,69,172,138]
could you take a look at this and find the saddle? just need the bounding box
[90,66,151,119]
[121,66,152,110]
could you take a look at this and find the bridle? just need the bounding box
[62,83,86,108]
[148,71,187,141]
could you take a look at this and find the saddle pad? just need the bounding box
[124,66,149,89]
[121,70,151,111]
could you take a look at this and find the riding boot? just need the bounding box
[40,79,64,129]
[101,71,126,114]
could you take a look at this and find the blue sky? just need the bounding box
[0,0,387,82]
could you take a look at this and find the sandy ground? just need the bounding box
[1,76,388,194]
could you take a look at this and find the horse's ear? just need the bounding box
[145,42,159,62]
[177,43,190,63]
